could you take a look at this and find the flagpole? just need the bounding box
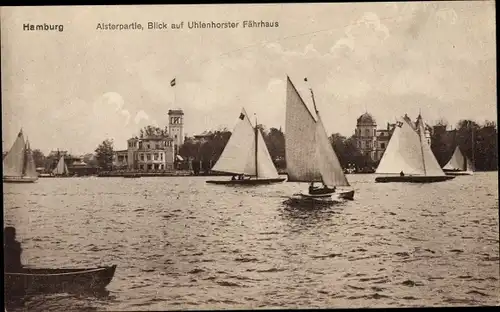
[254,113,258,179]
[174,78,177,108]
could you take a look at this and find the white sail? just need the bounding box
[415,115,445,176]
[377,116,445,176]
[24,140,38,178]
[212,108,279,178]
[285,76,323,183]
[443,146,465,170]
[3,130,26,177]
[444,146,474,172]
[376,118,428,175]
[52,156,68,175]
[255,128,280,179]
[315,114,350,187]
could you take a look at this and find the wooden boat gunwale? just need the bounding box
[6,265,116,277]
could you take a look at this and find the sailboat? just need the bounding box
[52,155,69,177]
[284,76,354,201]
[206,108,286,185]
[443,146,474,176]
[375,114,455,183]
[3,130,39,183]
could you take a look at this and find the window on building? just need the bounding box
[147,154,151,161]
[140,153,144,161]
[365,129,370,136]
[381,143,385,149]
[160,153,164,160]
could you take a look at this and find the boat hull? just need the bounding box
[309,188,336,195]
[206,178,286,185]
[4,265,116,295]
[3,176,38,183]
[375,175,455,183]
[443,170,473,176]
[123,174,142,178]
[298,190,355,200]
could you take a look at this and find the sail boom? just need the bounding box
[286,177,323,183]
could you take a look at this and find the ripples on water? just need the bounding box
[3,173,499,310]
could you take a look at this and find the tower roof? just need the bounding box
[357,112,376,125]
[168,109,184,115]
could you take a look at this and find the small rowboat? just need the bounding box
[4,265,116,295]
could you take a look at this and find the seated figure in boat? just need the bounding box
[4,226,23,272]
[231,175,236,181]
[400,171,405,177]
[308,182,336,195]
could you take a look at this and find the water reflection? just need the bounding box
[279,199,346,230]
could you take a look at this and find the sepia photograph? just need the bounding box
[2,2,498,311]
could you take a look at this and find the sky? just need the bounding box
[1,2,496,155]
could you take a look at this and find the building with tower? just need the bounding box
[112,108,185,171]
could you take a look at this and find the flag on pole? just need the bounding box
[170,78,176,87]
[239,112,245,120]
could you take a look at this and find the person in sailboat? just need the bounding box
[309,182,336,195]
[308,182,317,193]
[4,226,23,272]
[400,171,405,177]
[231,175,236,181]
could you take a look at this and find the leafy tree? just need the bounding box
[31,149,45,168]
[139,125,168,138]
[95,139,114,170]
[262,127,286,168]
[82,153,99,167]
[430,119,454,167]
[329,134,368,170]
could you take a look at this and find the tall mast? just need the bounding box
[254,114,258,178]
[417,115,427,175]
[310,88,318,114]
[22,138,29,176]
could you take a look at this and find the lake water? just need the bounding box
[3,172,499,310]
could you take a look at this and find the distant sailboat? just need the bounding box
[3,130,39,183]
[206,108,286,185]
[375,114,455,183]
[443,146,474,176]
[52,156,69,177]
[284,76,354,201]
